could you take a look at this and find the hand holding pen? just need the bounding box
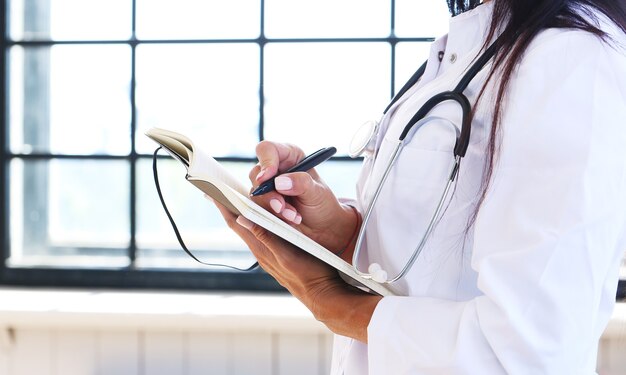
[251,146,337,196]
[247,141,359,254]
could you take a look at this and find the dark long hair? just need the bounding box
[447,0,626,225]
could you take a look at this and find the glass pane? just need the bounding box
[9,159,130,268]
[315,160,362,200]
[264,42,390,155]
[136,158,256,269]
[8,45,132,155]
[136,0,260,40]
[265,0,390,38]
[395,0,450,38]
[135,44,260,157]
[8,0,131,41]
[395,42,432,94]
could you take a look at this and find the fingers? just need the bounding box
[212,194,336,291]
[234,215,339,296]
[274,172,326,206]
[267,197,302,224]
[211,198,294,266]
[235,215,306,273]
[212,200,278,267]
[250,170,324,225]
[248,141,330,227]
[253,141,305,184]
[246,187,302,225]
[235,216,275,247]
[233,215,299,276]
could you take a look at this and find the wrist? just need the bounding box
[332,204,361,262]
[311,285,382,343]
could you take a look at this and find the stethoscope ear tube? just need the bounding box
[453,93,472,158]
[399,91,473,158]
[384,61,428,114]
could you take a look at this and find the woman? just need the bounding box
[214,0,626,373]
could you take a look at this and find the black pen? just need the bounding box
[250,146,337,196]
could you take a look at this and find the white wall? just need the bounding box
[0,289,334,375]
[0,329,333,375]
[0,289,624,375]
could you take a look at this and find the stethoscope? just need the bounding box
[348,40,500,284]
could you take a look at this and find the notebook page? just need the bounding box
[188,147,249,196]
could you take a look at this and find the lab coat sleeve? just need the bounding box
[367,29,626,374]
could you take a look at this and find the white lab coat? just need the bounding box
[331,3,626,374]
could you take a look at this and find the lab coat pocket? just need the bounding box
[377,136,456,221]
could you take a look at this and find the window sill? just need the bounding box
[0,287,623,338]
[0,287,326,333]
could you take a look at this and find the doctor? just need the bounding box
[213,0,626,373]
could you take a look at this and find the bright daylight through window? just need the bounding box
[1,0,624,293]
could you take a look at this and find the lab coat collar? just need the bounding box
[444,1,494,71]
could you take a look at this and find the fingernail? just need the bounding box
[203,194,214,202]
[236,216,254,230]
[256,168,266,181]
[294,214,302,225]
[275,176,292,191]
[269,199,282,214]
[283,209,297,222]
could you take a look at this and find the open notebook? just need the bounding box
[146,127,396,297]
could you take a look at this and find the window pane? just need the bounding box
[265,0,390,38]
[264,43,390,155]
[8,0,131,41]
[136,0,260,40]
[395,0,450,38]
[135,44,260,157]
[9,159,130,268]
[8,45,132,155]
[395,42,432,94]
[136,158,256,269]
[315,160,362,199]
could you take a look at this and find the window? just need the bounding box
[1,0,624,298]
[0,0,451,290]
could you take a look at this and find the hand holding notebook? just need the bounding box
[146,127,397,297]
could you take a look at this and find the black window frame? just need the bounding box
[0,0,624,299]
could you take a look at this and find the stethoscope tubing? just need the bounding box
[350,38,501,284]
[351,117,462,283]
[401,91,472,157]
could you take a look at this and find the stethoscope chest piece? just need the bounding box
[349,120,379,158]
